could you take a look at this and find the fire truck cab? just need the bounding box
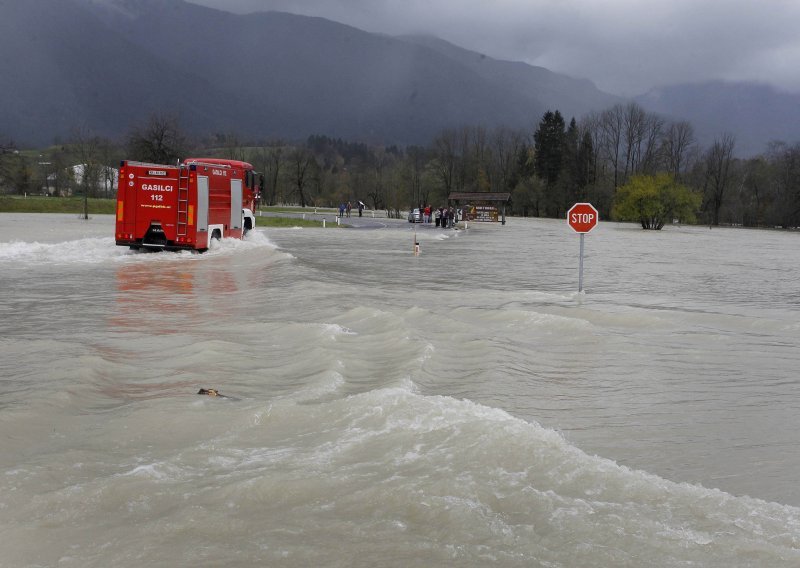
[115,158,262,251]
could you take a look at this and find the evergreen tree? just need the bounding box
[533,110,566,187]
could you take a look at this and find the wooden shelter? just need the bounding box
[447,192,511,225]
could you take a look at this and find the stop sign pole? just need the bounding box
[567,203,599,292]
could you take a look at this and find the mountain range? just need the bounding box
[0,0,797,156]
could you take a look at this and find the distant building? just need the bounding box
[48,164,118,197]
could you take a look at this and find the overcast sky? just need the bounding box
[189,0,800,96]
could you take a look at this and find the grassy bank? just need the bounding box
[0,196,117,214]
[255,215,338,228]
[0,197,341,228]
[261,206,338,215]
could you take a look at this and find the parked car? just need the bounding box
[408,208,422,223]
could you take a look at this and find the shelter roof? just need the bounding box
[448,192,511,202]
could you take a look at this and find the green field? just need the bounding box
[0,197,341,228]
[0,196,116,214]
[255,215,337,228]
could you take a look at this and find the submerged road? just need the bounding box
[258,210,458,231]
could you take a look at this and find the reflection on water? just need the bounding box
[111,253,253,334]
[116,263,196,295]
[111,263,199,333]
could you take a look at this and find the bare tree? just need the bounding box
[48,148,72,197]
[739,156,771,226]
[70,126,102,219]
[638,112,665,175]
[367,147,392,212]
[580,112,607,192]
[0,140,24,195]
[598,104,625,189]
[662,121,695,180]
[703,133,736,226]
[621,102,663,178]
[432,129,458,196]
[0,153,34,196]
[216,132,247,161]
[767,141,800,228]
[469,125,492,191]
[288,146,316,207]
[622,102,646,180]
[98,138,121,198]
[492,126,523,192]
[455,126,471,191]
[403,146,428,207]
[255,142,284,206]
[126,113,189,164]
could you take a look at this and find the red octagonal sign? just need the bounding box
[567,202,599,233]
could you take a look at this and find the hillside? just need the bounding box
[0,0,618,146]
[0,0,797,155]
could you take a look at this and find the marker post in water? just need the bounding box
[567,202,599,292]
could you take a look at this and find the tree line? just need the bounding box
[1,105,799,228]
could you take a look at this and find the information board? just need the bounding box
[464,205,500,222]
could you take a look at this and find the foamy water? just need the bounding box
[1,213,799,567]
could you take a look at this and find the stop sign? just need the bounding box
[567,203,599,233]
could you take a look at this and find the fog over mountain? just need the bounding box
[0,0,797,156]
[636,81,800,157]
[189,0,800,97]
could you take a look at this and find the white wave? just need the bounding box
[119,461,184,481]
[277,385,800,529]
[0,229,281,266]
[523,310,595,330]
[0,237,129,264]
[286,371,347,404]
[395,376,417,393]
[447,306,594,333]
[320,323,358,338]
[204,229,278,254]
[78,384,798,565]
[419,342,435,361]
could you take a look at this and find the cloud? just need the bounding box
[189,0,800,95]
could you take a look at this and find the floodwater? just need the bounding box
[1,212,799,567]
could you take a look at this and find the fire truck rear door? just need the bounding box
[230,179,242,230]
[197,175,209,231]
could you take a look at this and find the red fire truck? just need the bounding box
[115,158,261,251]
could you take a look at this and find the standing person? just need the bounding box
[435,207,441,227]
[339,202,345,218]
[346,201,352,217]
[423,205,431,224]
[358,201,364,217]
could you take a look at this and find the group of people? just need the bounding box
[338,201,365,218]
[421,205,458,228]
